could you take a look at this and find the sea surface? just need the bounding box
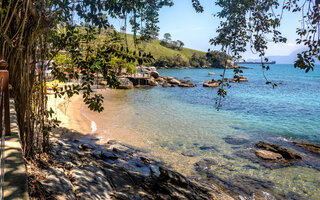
[83,64,320,199]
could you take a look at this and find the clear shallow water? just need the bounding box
[89,64,320,199]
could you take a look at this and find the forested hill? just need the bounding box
[120,34,206,60]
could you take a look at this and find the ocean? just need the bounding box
[83,64,320,199]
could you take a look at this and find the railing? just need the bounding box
[0,60,10,200]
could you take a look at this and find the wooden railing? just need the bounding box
[0,60,10,199]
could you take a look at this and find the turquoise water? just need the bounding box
[91,64,320,199]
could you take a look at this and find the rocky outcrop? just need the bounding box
[117,77,134,89]
[231,75,248,82]
[203,80,219,87]
[255,142,301,161]
[29,136,230,200]
[168,78,181,85]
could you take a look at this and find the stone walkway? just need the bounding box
[3,100,29,200]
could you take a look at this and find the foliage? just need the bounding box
[154,54,189,67]
[0,0,159,158]
[189,53,208,68]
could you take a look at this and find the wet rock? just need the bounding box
[223,136,249,145]
[292,141,320,155]
[184,77,191,79]
[255,150,283,160]
[256,141,301,161]
[208,72,216,75]
[117,77,134,89]
[150,165,161,177]
[203,80,219,87]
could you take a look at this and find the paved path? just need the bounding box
[3,101,29,200]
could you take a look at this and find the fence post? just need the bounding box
[0,60,10,136]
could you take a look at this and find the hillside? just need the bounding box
[97,32,206,63]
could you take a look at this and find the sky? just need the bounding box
[110,0,306,60]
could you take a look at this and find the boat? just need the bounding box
[236,61,276,64]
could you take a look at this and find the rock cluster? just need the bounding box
[154,76,196,88]
[29,137,232,200]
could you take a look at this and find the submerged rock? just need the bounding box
[256,141,301,161]
[292,141,320,155]
[255,149,283,160]
[223,136,249,145]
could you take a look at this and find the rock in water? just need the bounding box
[255,150,283,160]
[203,80,219,87]
[117,77,134,89]
[231,75,248,83]
[168,78,181,85]
[223,136,249,145]
[148,77,159,86]
[255,141,301,161]
[292,141,320,155]
[208,72,216,75]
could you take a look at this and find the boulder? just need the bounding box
[162,82,172,87]
[155,77,165,82]
[203,80,219,87]
[255,150,283,160]
[168,78,181,85]
[208,72,216,75]
[117,77,134,89]
[148,77,159,86]
[232,75,248,83]
[150,71,160,79]
[179,80,195,87]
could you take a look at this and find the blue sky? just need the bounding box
[110,0,305,60]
